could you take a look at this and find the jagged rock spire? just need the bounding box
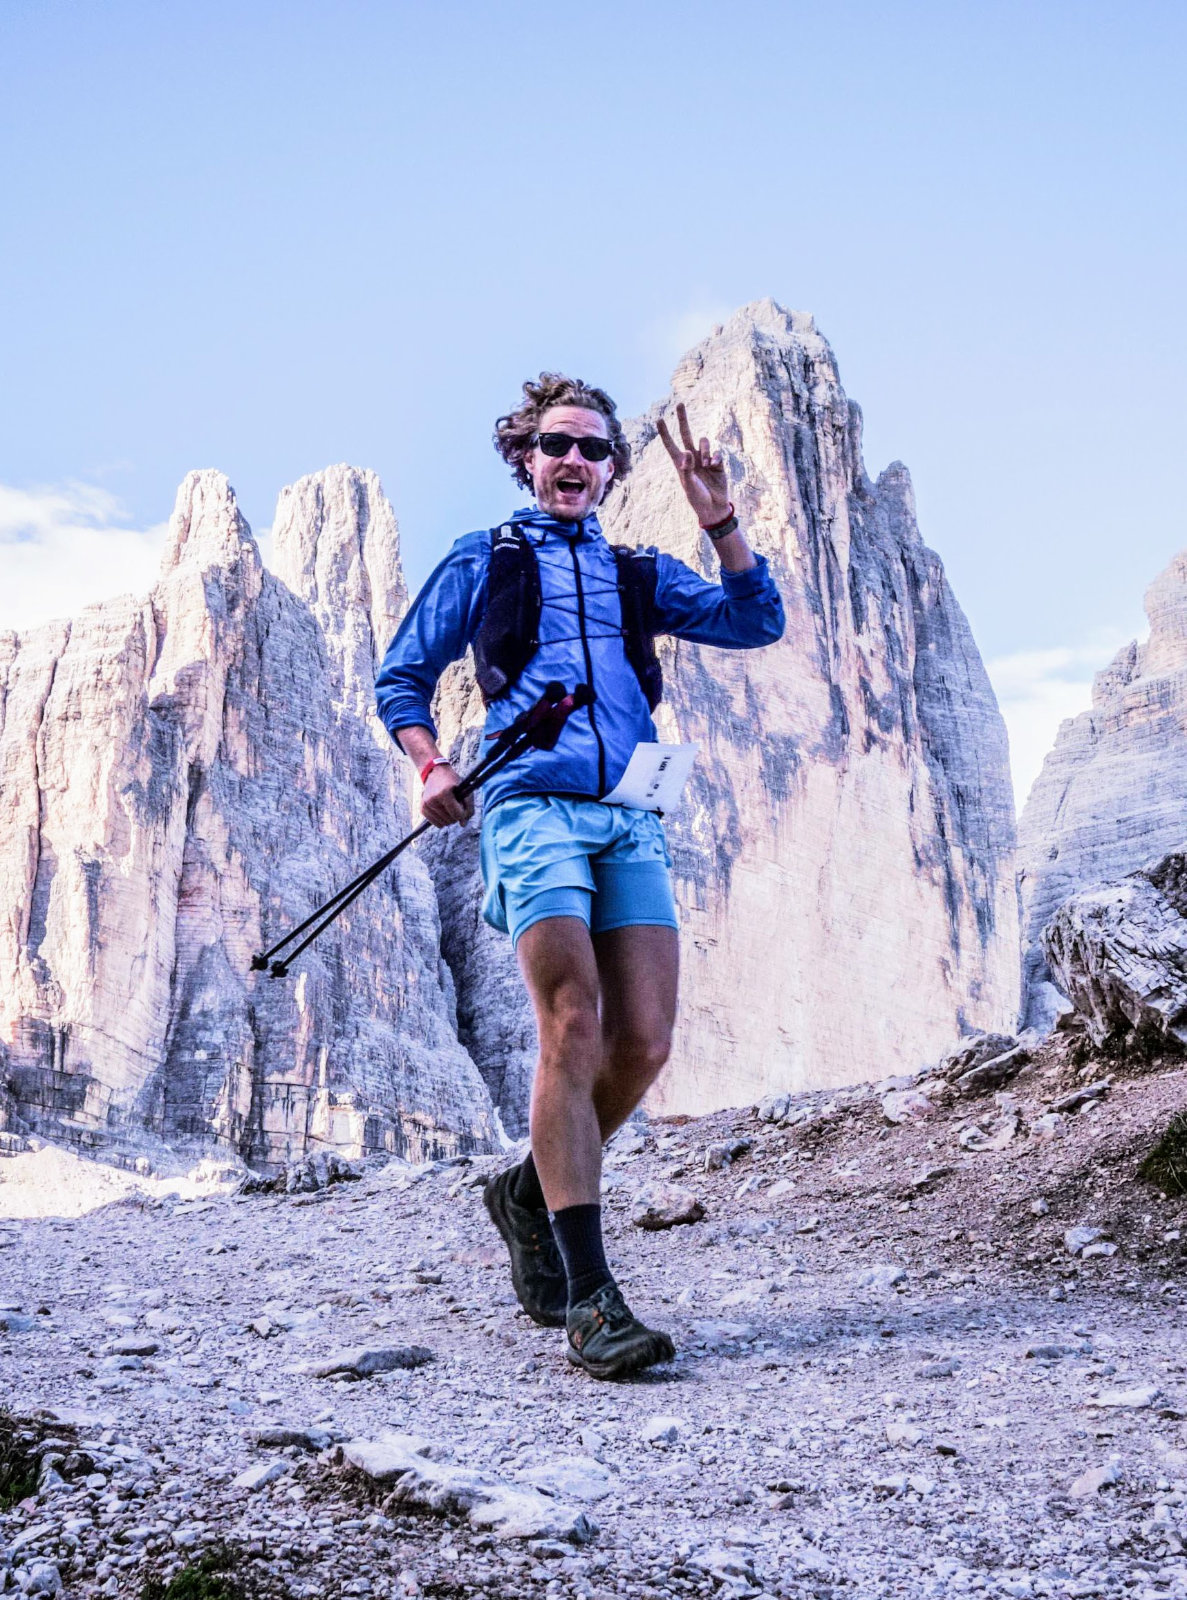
[0,467,493,1165]
[271,465,407,721]
[431,299,1020,1125]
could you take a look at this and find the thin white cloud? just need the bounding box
[987,631,1139,812]
[0,482,167,633]
[645,297,737,368]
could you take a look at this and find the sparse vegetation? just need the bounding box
[141,1545,248,1600]
[1140,1108,1187,1195]
[0,1410,42,1510]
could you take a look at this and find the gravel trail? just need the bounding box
[0,1039,1184,1599]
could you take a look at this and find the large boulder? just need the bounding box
[1043,849,1187,1049]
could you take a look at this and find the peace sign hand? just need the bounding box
[656,402,731,528]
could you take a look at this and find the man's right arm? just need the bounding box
[375,532,488,826]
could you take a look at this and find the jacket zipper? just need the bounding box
[568,527,606,796]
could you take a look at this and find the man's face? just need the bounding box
[524,405,615,521]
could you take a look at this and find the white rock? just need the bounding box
[1092,1385,1161,1410]
[109,1337,159,1356]
[689,1321,756,1350]
[23,1561,62,1596]
[858,1264,907,1291]
[233,1460,289,1491]
[1064,1226,1106,1255]
[9,1523,56,1553]
[1030,1112,1066,1142]
[764,1178,796,1203]
[629,1183,705,1230]
[293,1344,433,1379]
[1043,861,1187,1048]
[687,1544,758,1588]
[640,1415,686,1445]
[342,1432,595,1544]
[882,1090,935,1125]
[885,1421,925,1446]
[144,1309,184,1333]
[1070,1458,1123,1498]
[518,1455,613,1502]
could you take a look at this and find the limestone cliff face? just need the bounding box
[0,468,494,1166]
[430,301,1020,1123]
[1018,549,1187,1030]
[0,305,1020,1150]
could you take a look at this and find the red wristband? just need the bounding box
[700,502,735,534]
[420,756,450,784]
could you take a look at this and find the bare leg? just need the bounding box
[516,917,680,1371]
[592,923,679,1139]
[517,917,604,1211]
[517,920,679,1209]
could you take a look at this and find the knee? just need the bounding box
[608,1026,672,1085]
[537,986,601,1075]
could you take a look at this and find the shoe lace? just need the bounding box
[590,1284,635,1332]
[526,1223,562,1269]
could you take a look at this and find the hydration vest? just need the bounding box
[473,522,663,710]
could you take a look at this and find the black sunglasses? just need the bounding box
[534,431,614,463]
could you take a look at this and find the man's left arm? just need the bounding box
[650,400,785,649]
[653,546,785,649]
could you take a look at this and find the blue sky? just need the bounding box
[2,0,1184,801]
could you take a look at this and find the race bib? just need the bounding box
[601,742,699,812]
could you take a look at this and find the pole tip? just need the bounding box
[269,961,289,979]
[249,954,268,972]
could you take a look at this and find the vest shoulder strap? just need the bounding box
[611,545,663,712]
[473,526,664,712]
[473,523,542,704]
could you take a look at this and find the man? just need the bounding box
[375,373,784,1378]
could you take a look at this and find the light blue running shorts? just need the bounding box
[479,795,678,947]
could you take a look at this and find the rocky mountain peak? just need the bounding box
[160,469,260,582]
[667,299,837,425]
[0,465,492,1166]
[271,465,407,719]
[1140,549,1187,679]
[0,303,1020,1151]
[431,306,1019,1127]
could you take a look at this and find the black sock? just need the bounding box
[511,1151,546,1213]
[549,1203,613,1308]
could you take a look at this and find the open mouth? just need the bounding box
[556,477,585,495]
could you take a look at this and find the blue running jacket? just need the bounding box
[375,506,785,812]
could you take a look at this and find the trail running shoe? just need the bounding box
[565,1281,676,1380]
[482,1164,567,1328]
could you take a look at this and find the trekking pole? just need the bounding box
[251,681,593,979]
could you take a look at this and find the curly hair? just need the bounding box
[494,372,631,494]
